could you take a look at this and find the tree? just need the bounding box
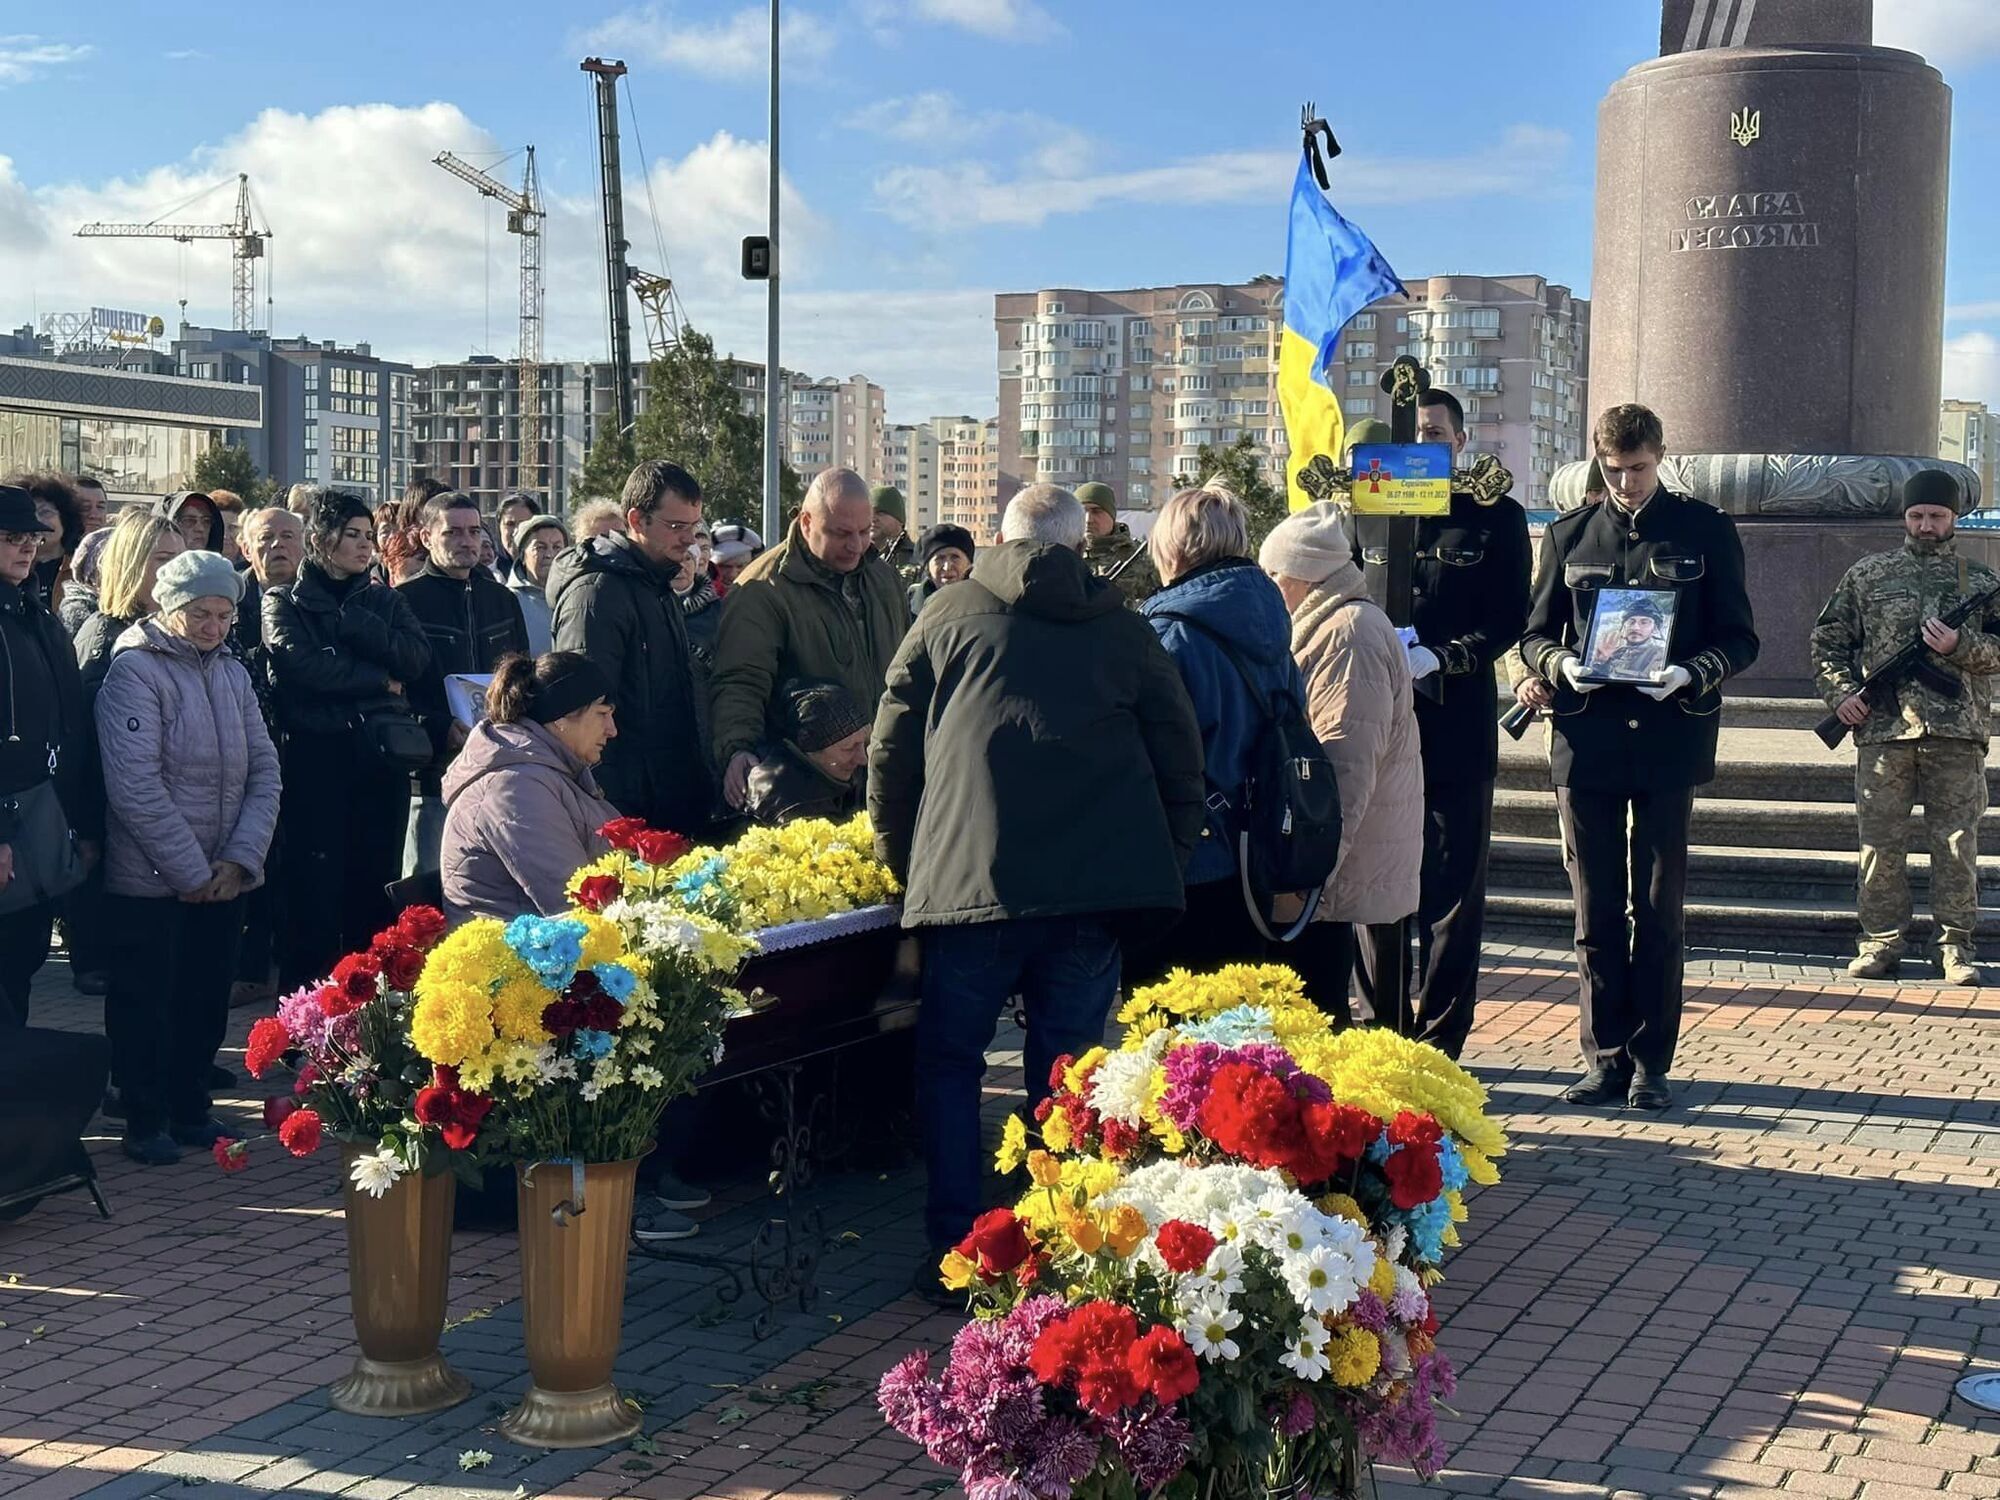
[192,441,272,506]
[1186,432,1289,545]
[631,327,805,532]
[574,413,635,507]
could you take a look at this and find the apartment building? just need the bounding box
[412,358,645,513]
[887,422,941,530]
[995,272,1589,515]
[934,415,1001,541]
[724,362,891,491]
[1940,398,1994,504]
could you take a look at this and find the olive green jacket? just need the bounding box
[711,524,910,763]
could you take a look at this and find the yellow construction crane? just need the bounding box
[75,172,270,332]
[434,147,547,497]
[630,268,686,359]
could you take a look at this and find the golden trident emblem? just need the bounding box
[1730,107,1761,147]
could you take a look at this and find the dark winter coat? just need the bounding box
[0,577,96,843]
[869,540,1205,929]
[743,741,864,827]
[547,533,715,835]
[680,575,724,667]
[262,561,433,741]
[396,560,531,786]
[1142,557,1306,886]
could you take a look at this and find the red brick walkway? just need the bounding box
[3,955,1998,1499]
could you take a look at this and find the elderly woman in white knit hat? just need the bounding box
[1259,501,1422,1023]
[95,548,280,1165]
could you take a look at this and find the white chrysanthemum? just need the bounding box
[1181,1298,1243,1362]
[1175,1003,1277,1048]
[1394,1264,1423,1303]
[1284,1243,1360,1315]
[1280,1318,1331,1381]
[1386,1224,1408,1263]
[1086,1030,1170,1126]
[348,1148,405,1198]
[631,1064,665,1088]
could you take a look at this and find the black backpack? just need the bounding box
[1154,612,1342,941]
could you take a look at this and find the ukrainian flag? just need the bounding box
[1278,154,1405,511]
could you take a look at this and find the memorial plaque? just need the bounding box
[1347,443,1454,517]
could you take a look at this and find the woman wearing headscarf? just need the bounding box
[96,551,279,1164]
[58,527,115,638]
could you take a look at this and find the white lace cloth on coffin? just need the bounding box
[744,902,903,954]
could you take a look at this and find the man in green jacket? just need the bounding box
[716,468,909,808]
[1077,481,1161,605]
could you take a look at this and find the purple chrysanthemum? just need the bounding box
[1109,1403,1193,1490]
[1022,1416,1102,1498]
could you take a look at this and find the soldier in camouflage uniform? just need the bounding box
[1077,481,1161,605]
[1591,595,1671,681]
[1810,469,2000,985]
[870,485,921,591]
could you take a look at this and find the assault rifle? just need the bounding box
[1814,579,2000,749]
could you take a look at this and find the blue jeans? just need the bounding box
[916,916,1122,1250]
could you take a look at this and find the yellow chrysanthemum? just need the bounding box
[410,981,497,1067]
[1318,1192,1367,1225]
[1063,1046,1108,1094]
[416,919,526,999]
[575,910,623,969]
[1367,1253,1398,1301]
[995,1114,1028,1174]
[492,976,553,1044]
[1328,1324,1381,1386]
[1041,1105,1074,1153]
[1295,1026,1508,1162]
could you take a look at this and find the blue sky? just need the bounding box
[3,0,1999,421]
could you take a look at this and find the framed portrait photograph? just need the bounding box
[1578,587,1678,684]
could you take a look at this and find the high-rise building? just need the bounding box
[1940,398,1994,504]
[723,361,891,490]
[887,423,941,530]
[412,358,644,514]
[935,415,1001,540]
[995,272,1590,515]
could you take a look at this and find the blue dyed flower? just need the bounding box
[1176,1004,1277,1049]
[573,1029,616,1062]
[504,914,587,984]
[592,963,637,1003]
[672,855,727,903]
[1365,1132,1392,1166]
[1403,1197,1450,1263]
[1437,1135,1469,1194]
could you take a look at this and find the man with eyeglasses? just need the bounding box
[548,459,717,835]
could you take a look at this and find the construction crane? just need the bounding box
[630,268,686,359]
[75,173,270,332]
[582,56,636,439]
[434,147,547,497]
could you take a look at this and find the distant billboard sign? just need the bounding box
[90,308,151,337]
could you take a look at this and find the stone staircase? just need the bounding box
[1486,695,2000,954]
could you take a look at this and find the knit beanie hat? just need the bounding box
[870,485,907,525]
[1342,418,1393,457]
[1903,468,1962,514]
[1075,482,1117,518]
[779,678,871,753]
[72,526,115,591]
[154,548,245,614]
[514,514,569,549]
[918,523,975,569]
[1258,501,1354,584]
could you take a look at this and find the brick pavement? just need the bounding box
[1,943,1997,1500]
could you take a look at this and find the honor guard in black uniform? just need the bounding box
[1515,404,1758,1111]
[1355,388,1531,1058]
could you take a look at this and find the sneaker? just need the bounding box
[1940,945,1981,987]
[169,1116,231,1149]
[647,1172,711,1211]
[1561,1066,1631,1107]
[207,1064,237,1090]
[1846,947,1902,979]
[122,1131,182,1167]
[72,970,108,997]
[631,1203,700,1242]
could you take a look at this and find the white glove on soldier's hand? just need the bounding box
[1638,664,1693,701]
[1558,654,1603,694]
[1394,625,1420,650]
[1407,646,1440,681]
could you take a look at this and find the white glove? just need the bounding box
[1394,625,1420,650]
[1557,654,1603,694]
[1638,664,1693,701]
[1407,645,1440,680]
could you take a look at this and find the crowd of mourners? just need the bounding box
[15,384,1990,1299]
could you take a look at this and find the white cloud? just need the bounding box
[1947,300,2000,322]
[907,0,1060,40]
[579,5,832,80]
[872,124,1573,230]
[0,35,91,85]
[844,91,986,145]
[1876,0,2000,66]
[163,49,210,62]
[1943,330,2000,410]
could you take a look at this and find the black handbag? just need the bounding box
[0,779,86,915]
[354,704,434,774]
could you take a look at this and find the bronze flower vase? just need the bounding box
[329,1150,471,1417]
[499,1157,644,1448]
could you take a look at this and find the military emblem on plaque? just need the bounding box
[1578,588,1679,685]
[1729,106,1760,147]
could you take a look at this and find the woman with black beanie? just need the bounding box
[907,523,975,618]
[263,492,431,985]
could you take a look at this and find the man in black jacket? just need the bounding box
[1516,404,1758,1111]
[395,492,530,875]
[548,460,716,835]
[1356,388,1531,1059]
[870,483,1204,1299]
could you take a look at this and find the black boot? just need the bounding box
[1627,1066,1673,1111]
[1561,1064,1631,1107]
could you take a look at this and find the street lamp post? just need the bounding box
[762,0,782,543]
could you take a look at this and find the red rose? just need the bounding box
[599,816,649,852]
[1127,1325,1200,1404]
[632,829,691,867]
[331,951,382,997]
[278,1107,323,1158]
[581,994,624,1033]
[372,944,426,992]
[414,1067,493,1152]
[261,1095,299,1130]
[394,905,448,948]
[213,1137,248,1173]
[1154,1220,1218,1275]
[317,981,366,1020]
[575,874,623,912]
[953,1207,1033,1279]
[245,1016,291,1078]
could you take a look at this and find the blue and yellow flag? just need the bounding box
[1278,154,1405,511]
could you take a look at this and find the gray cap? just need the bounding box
[154,550,244,614]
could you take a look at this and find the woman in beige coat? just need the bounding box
[1260,502,1423,1020]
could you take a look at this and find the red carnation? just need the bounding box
[244,1016,291,1078]
[1127,1325,1200,1404]
[261,1095,298,1130]
[1198,1062,1301,1173]
[1154,1219,1218,1274]
[581,994,624,1033]
[394,905,448,949]
[952,1207,1033,1279]
[278,1107,323,1158]
[575,874,623,913]
[317,981,366,1020]
[599,816,649,852]
[540,997,585,1036]
[1032,1096,1054,1123]
[1048,1055,1075,1093]
[213,1137,248,1173]
[1029,1302,1143,1417]
[1383,1111,1445,1209]
[1100,1117,1140,1158]
[632,829,690,867]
